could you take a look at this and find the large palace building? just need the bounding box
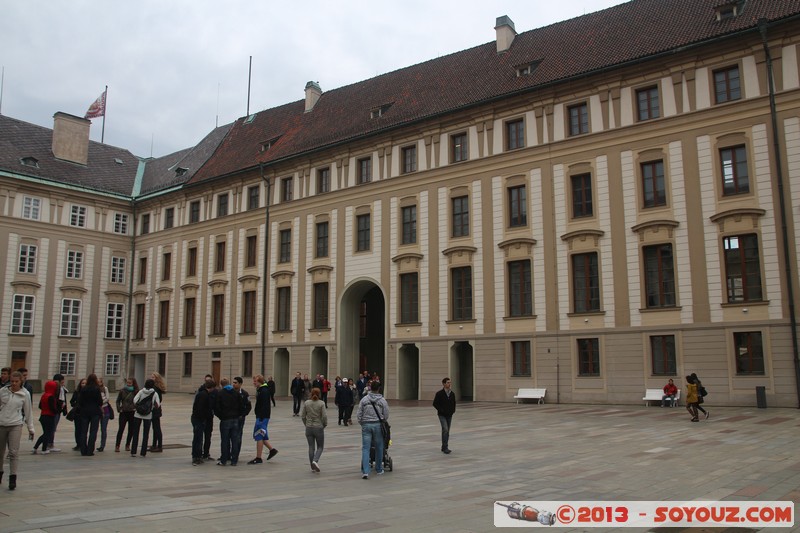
[2,0,800,406]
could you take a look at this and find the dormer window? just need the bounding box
[175,167,188,177]
[20,156,39,168]
[114,158,124,165]
[515,60,540,77]
[370,103,393,119]
[244,113,257,124]
[260,136,281,152]
[715,0,745,21]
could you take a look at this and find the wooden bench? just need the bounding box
[514,388,546,404]
[644,388,680,407]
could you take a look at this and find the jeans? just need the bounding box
[130,418,151,456]
[661,394,676,407]
[50,412,61,446]
[218,418,239,464]
[305,426,324,465]
[116,411,135,448]
[34,415,56,451]
[99,410,110,449]
[293,394,302,414]
[361,422,384,475]
[191,419,205,459]
[203,416,214,457]
[438,414,452,450]
[151,412,162,449]
[78,414,100,455]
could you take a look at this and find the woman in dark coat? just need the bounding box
[76,374,103,456]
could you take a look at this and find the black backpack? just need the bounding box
[135,394,154,416]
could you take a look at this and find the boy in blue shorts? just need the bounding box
[247,375,278,464]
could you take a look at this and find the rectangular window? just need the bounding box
[158,353,167,376]
[734,331,765,375]
[111,256,126,284]
[281,177,293,201]
[316,222,329,258]
[139,257,147,284]
[59,352,76,376]
[60,298,82,337]
[212,294,225,335]
[636,86,660,121]
[644,244,675,308]
[106,303,124,339]
[506,118,525,150]
[451,266,473,321]
[720,145,749,196]
[66,250,83,279]
[356,214,370,252]
[135,303,145,340]
[401,205,417,245]
[402,145,417,174]
[511,341,531,377]
[184,297,196,336]
[215,241,226,272]
[276,286,291,331]
[114,213,128,234]
[508,260,532,317]
[22,196,41,220]
[452,196,470,238]
[187,247,197,277]
[568,103,589,136]
[242,350,253,377]
[158,300,170,338]
[18,244,37,274]
[141,213,150,235]
[183,352,193,377]
[572,252,600,313]
[571,173,593,218]
[162,252,171,281]
[724,234,762,302]
[577,338,600,376]
[313,282,329,329]
[358,157,372,184]
[317,168,330,194]
[248,185,260,210]
[246,235,258,268]
[189,200,201,224]
[279,229,292,263]
[651,335,676,375]
[243,290,257,333]
[714,65,741,104]
[70,205,87,227]
[164,207,174,229]
[451,133,468,163]
[641,160,666,208]
[11,295,35,334]
[105,354,121,376]
[508,185,527,227]
[217,193,229,217]
[400,273,419,324]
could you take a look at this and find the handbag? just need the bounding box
[369,401,391,439]
[65,407,78,421]
[699,386,708,397]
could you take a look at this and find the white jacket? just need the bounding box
[0,386,35,432]
[133,388,161,420]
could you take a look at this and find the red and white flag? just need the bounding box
[84,89,106,119]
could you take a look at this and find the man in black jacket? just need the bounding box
[215,378,243,466]
[247,375,278,464]
[433,377,456,454]
[198,375,217,461]
[191,381,215,465]
[290,372,305,416]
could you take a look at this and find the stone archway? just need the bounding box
[339,279,386,383]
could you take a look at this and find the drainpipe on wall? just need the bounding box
[260,164,272,375]
[123,199,136,386]
[758,19,800,408]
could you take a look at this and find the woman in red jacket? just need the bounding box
[33,380,59,454]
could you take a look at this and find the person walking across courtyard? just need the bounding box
[356,381,389,479]
[247,375,278,464]
[0,371,35,490]
[300,387,327,473]
[433,377,456,454]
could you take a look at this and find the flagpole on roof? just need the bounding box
[101,85,107,144]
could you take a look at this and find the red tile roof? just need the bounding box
[191,0,800,184]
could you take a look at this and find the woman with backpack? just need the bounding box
[690,373,709,419]
[115,377,139,452]
[129,379,160,457]
[33,380,59,454]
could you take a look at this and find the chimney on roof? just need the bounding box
[305,81,322,112]
[52,112,90,165]
[495,15,517,53]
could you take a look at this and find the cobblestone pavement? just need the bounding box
[1,395,798,532]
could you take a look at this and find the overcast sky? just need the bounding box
[1,0,627,159]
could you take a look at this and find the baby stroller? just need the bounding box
[369,420,393,472]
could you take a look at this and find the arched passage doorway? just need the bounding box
[339,279,385,383]
[450,341,474,402]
